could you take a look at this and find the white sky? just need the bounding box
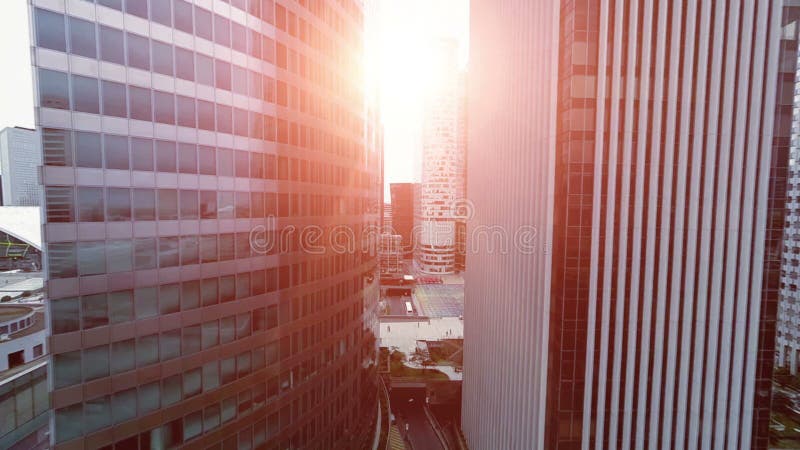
[0,0,469,187]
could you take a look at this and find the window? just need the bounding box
[174,0,194,34]
[83,344,110,380]
[78,241,106,275]
[195,53,214,86]
[214,14,231,47]
[234,108,249,136]
[81,293,108,329]
[156,141,177,172]
[49,242,77,278]
[217,105,232,134]
[177,95,196,127]
[195,7,213,41]
[179,190,199,219]
[112,339,135,374]
[232,21,247,53]
[181,280,200,310]
[38,69,69,110]
[160,329,180,360]
[138,381,160,414]
[125,0,148,19]
[180,236,199,266]
[158,190,179,220]
[201,278,218,306]
[75,131,102,168]
[71,75,99,114]
[200,191,217,219]
[220,275,235,301]
[154,91,175,124]
[232,65,248,96]
[215,60,231,91]
[219,234,235,261]
[45,186,74,223]
[102,80,127,118]
[84,396,111,434]
[78,187,104,221]
[55,404,83,443]
[109,290,133,323]
[218,192,234,219]
[42,128,73,166]
[127,33,150,71]
[136,334,159,366]
[112,389,137,424]
[51,297,80,334]
[104,134,129,170]
[159,238,180,268]
[107,240,133,273]
[183,325,202,355]
[198,99,215,130]
[133,189,156,220]
[178,143,198,173]
[134,238,157,270]
[235,151,249,178]
[35,8,66,52]
[129,86,152,121]
[69,16,96,58]
[175,47,194,81]
[152,41,174,76]
[131,138,154,171]
[107,188,131,221]
[99,0,123,11]
[99,25,125,64]
[202,320,218,349]
[199,146,216,175]
[134,286,158,319]
[163,374,182,406]
[54,350,81,389]
[151,0,172,26]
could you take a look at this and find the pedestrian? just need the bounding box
[405,423,409,433]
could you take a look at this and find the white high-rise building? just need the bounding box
[415,40,466,274]
[0,127,41,206]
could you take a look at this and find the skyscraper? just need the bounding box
[31,0,382,448]
[390,182,415,256]
[463,1,800,449]
[415,40,466,274]
[0,127,42,206]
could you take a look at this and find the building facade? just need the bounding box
[778,50,800,375]
[379,234,402,276]
[463,1,800,449]
[31,0,381,448]
[415,40,466,274]
[0,127,42,206]
[389,182,415,256]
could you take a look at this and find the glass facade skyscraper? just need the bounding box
[30,0,382,448]
[463,1,800,449]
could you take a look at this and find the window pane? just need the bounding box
[42,128,73,166]
[129,86,152,121]
[200,191,217,219]
[81,293,108,329]
[134,286,158,319]
[218,192,234,219]
[154,91,175,124]
[134,238,157,270]
[98,0,122,11]
[156,141,177,172]
[200,235,217,262]
[127,32,150,70]
[85,396,111,434]
[195,7,212,41]
[36,8,66,52]
[112,339,135,374]
[174,0,194,34]
[235,151,249,178]
[178,143,197,173]
[198,100,215,130]
[102,80,127,118]
[138,381,160,414]
[99,25,125,64]
[160,329,180,360]
[83,344,109,380]
[49,242,77,278]
[112,388,137,424]
[78,187,104,222]
[199,146,216,175]
[125,0,148,19]
[151,0,172,26]
[107,240,133,273]
[214,15,231,47]
[107,188,131,221]
[78,241,106,275]
[196,53,214,86]
[159,238,180,268]
[232,22,247,53]
[38,69,69,110]
[51,297,80,334]
[136,334,159,366]
[104,134,129,170]
[176,95,196,128]
[152,41,174,76]
[181,280,200,310]
[45,186,74,223]
[131,138,154,171]
[109,290,133,323]
[133,189,156,220]
[158,190,178,220]
[71,75,99,114]
[69,16,96,58]
[202,320,218,349]
[54,351,81,389]
[201,278,218,306]
[217,105,232,134]
[179,190,198,219]
[180,235,199,265]
[175,47,194,81]
[75,131,102,168]
[215,60,231,91]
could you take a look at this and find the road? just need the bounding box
[390,387,444,450]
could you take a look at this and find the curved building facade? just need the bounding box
[30,0,381,448]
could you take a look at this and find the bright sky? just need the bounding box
[0,0,469,188]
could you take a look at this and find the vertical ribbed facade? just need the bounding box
[463,1,800,449]
[31,0,381,448]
